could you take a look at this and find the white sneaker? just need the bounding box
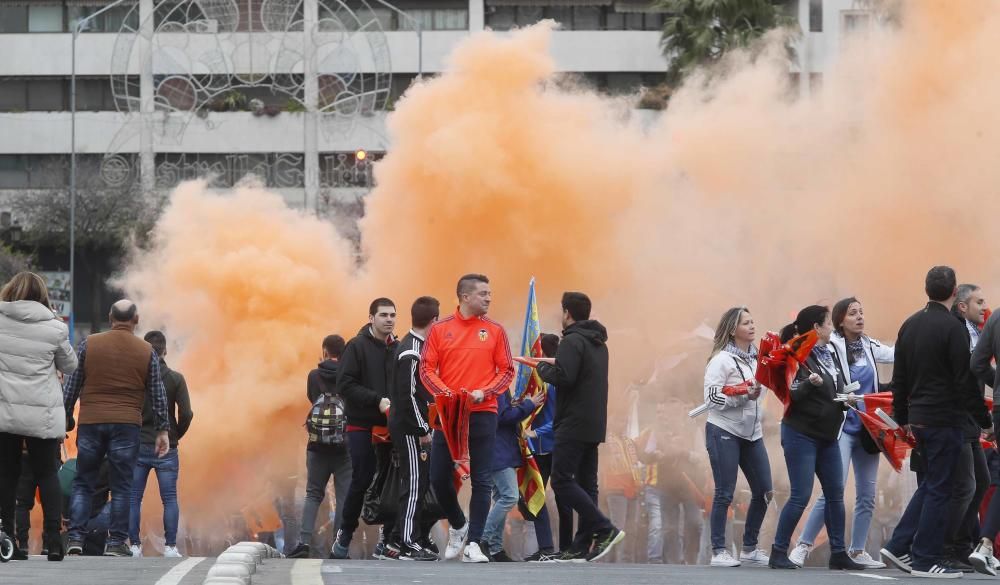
[462,541,490,563]
[163,546,182,558]
[739,548,770,565]
[970,541,998,576]
[788,543,811,567]
[710,549,741,567]
[129,544,142,558]
[444,522,469,561]
[850,549,886,569]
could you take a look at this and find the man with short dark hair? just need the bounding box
[128,330,193,558]
[332,299,398,559]
[63,300,170,557]
[287,334,351,559]
[421,274,515,563]
[389,297,440,561]
[880,267,994,578]
[537,292,624,562]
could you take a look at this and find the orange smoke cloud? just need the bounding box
[122,1,1000,542]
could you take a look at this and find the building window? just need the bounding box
[0,79,28,111]
[0,156,29,189]
[809,0,823,32]
[71,3,139,32]
[28,4,64,32]
[27,79,66,111]
[842,10,872,36]
[0,6,29,33]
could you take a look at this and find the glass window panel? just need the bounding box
[809,0,823,32]
[644,12,664,30]
[0,156,29,189]
[27,79,65,111]
[0,7,29,32]
[27,155,68,189]
[0,79,28,111]
[28,5,64,32]
[515,6,543,27]
[434,8,467,30]
[605,12,624,30]
[485,6,514,30]
[547,6,571,28]
[573,6,600,30]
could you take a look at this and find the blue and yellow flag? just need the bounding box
[515,278,548,517]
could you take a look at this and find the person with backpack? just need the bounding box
[287,335,352,559]
[388,297,440,561]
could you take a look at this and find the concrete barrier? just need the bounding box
[217,552,257,573]
[224,545,263,564]
[202,578,248,585]
[205,562,252,584]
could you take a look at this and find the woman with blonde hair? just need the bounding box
[703,306,772,568]
[0,271,78,560]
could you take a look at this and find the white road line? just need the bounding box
[321,565,343,573]
[847,573,898,580]
[291,558,324,585]
[154,556,207,585]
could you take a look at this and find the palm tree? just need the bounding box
[656,0,798,85]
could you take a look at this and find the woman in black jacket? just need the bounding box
[769,305,864,571]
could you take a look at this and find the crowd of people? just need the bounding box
[0,271,192,561]
[2,264,999,579]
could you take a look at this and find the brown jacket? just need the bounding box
[77,325,154,426]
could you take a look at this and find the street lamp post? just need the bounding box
[70,0,132,341]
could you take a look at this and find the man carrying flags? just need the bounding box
[536,292,624,562]
[420,274,515,563]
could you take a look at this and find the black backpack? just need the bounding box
[305,393,346,445]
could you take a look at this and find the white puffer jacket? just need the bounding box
[0,300,78,439]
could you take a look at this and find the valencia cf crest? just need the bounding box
[420,450,428,462]
[479,329,488,342]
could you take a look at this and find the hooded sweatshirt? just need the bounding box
[337,324,397,428]
[537,320,609,444]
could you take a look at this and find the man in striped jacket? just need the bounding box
[388,297,440,561]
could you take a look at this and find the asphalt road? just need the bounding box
[2,556,999,585]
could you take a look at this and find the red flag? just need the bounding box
[755,330,819,413]
[433,391,472,491]
[852,406,915,472]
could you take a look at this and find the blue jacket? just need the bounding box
[529,386,556,455]
[492,390,537,472]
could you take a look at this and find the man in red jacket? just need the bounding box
[420,274,514,563]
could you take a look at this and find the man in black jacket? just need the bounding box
[332,298,398,559]
[388,297,440,561]
[129,331,194,558]
[287,334,351,559]
[881,267,994,578]
[537,292,623,563]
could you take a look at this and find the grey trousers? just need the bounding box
[299,446,353,548]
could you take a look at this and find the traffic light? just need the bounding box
[355,149,367,162]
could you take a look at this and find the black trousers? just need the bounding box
[393,434,433,547]
[0,433,62,543]
[338,430,394,545]
[551,438,612,550]
[946,440,989,556]
[536,452,575,551]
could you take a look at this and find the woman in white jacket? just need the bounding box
[0,272,78,561]
[788,297,894,568]
[703,307,773,568]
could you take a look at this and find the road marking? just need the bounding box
[154,556,207,585]
[321,564,343,573]
[291,559,324,585]
[847,573,897,580]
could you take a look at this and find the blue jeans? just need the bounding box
[430,412,497,543]
[886,426,963,571]
[69,424,140,546]
[797,431,879,552]
[773,424,846,553]
[129,445,180,546]
[482,467,519,554]
[83,502,112,556]
[705,423,773,552]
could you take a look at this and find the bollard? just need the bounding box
[224,546,263,564]
[203,578,247,585]
[217,552,257,574]
[205,562,252,584]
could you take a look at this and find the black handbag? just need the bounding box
[362,444,445,525]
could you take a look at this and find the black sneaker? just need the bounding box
[524,548,557,562]
[374,541,402,560]
[66,539,84,556]
[399,544,439,562]
[941,558,975,573]
[287,542,310,559]
[104,542,132,557]
[490,549,516,562]
[911,564,964,578]
[555,548,588,563]
[12,548,28,561]
[585,528,625,562]
[418,536,439,555]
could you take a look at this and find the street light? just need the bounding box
[70,0,132,342]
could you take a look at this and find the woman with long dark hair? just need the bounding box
[769,305,865,571]
[703,307,772,567]
[788,297,893,568]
